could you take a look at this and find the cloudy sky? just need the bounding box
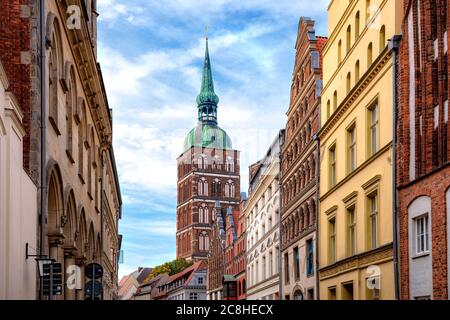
[96,0,328,278]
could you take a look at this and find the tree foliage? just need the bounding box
[144,258,193,283]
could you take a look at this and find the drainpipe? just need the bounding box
[314,134,320,300]
[39,0,47,301]
[277,130,283,300]
[100,146,106,300]
[389,35,402,301]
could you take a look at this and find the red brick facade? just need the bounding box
[0,0,32,174]
[223,206,247,300]
[397,0,450,300]
[280,17,326,300]
[176,147,241,262]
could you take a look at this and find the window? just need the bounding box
[346,72,351,94]
[328,287,337,300]
[284,253,290,283]
[329,144,337,188]
[293,247,300,280]
[198,277,204,285]
[269,251,273,276]
[415,215,429,254]
[365,0,371,23]
[307,288,314,300]
[368,102,379,156]
[333,91,338,111]
[342,282,354,300]
[189,293,198,300]
[338,40,342,64]
[355,60,360,82]
[329,218,336,263]
[306,239,314,276]
[346,25,352,53]
[379,25,386,53]
[347,124,356,172]
[367,43,373,66]
[293,290,304,300]
[368,194,378,249]
[347,206,356,256]
[355,11,360,39]
[255,261,259,283]
[326,100,331,119]
[199,207,204,223]
[262,255,266,280]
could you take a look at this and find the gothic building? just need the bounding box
[280,17,325,301]
[206,202,226,300]
[397,0,450,300]
[176,38,241,263]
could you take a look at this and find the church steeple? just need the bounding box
[196,37,219,124]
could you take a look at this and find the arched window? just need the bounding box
[367,42,373,66]
[326,100,331,119]
[355,60,360,82]
[346,72,351,94]
[355,11,360,39]
[198,155,208,169]
[346,25,352,53]
[204,207,209,224]
[78,101,87,181]
[338,40,342,64]
[66,67,76,158]
[199,207,204,223]
[48,19,63,135]
[333,91,338,111]
[365,0,371,23]
[379,25,386,53]
[226,157,234,172]
[294,290,304,300]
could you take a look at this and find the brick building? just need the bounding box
[176,37,240,263]
[206,202,226,300]
[0,0,122,299]
[397,0,450,300]
[280,17,326,300]
[223,205,247,300]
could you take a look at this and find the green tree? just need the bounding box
[144,258,193,283]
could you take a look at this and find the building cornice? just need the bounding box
[319,243,393,280]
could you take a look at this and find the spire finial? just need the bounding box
[205,25,209,40]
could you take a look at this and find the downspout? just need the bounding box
[39,0,46,301]
[314,134,320,300]
[100,146,106,300]
[277,130,283,300]
[389,35,402,301]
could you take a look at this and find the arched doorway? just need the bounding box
[293,289,304,300]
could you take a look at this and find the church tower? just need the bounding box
[176,38,241,262]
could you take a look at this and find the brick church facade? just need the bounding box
[176,38,241,263]
[397,0,450,300]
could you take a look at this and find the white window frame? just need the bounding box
[415,214,429,255]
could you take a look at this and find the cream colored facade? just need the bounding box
[245,133,283,300]
[0,61,38,300]
[38,0,122,299]
[318,0,402,300]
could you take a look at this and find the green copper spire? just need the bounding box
[183,36,233,153]
[196,37,219,124]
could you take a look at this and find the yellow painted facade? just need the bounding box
[318,0,403,300]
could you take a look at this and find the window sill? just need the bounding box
[412,252,430,260]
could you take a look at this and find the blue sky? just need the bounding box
[96,0,328,278]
